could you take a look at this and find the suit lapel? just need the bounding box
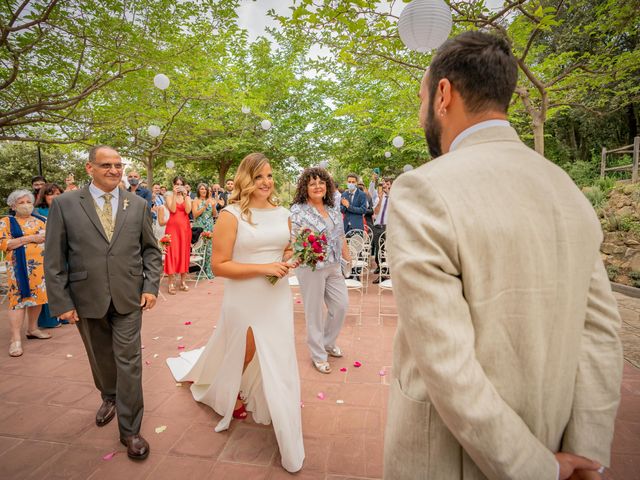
[109,188,130,248]
[79,186,110,243]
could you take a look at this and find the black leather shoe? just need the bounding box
[120,434,150,460]
[373,268,380,274]
[95,399,116,427]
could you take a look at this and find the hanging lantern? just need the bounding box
[319,160,329,169]
[392,136,405,148]
[153,73,170,90]
[403,164,414,173]
[384,151,392,158]
[166,160,175,169]
[241,106,251,114]
[147,125,161,138]
[398,0,452,52]
[288,156,296,163]
[260,119,272,130]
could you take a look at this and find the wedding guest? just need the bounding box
[385,31,621,479]
[34,183,62,217]
[192,183,217,278]
[291,167,351,374]
[34,183,64,328]
[31,175,46,198]
[64,173,79,192]
[340,173,367,233]
[358,180,374,232]
[371,177,392,284]
[164,176,192,294]
[0,190,51,357]
[211,183,226,216]
[127,170,152,208]
[332,180,341,211]
[160,185,167,196]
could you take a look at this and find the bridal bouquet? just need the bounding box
[267,227,328,285]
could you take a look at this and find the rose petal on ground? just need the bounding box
[353,361,362,368]
[102,451,117,461]
[295,300,301,304]
[176,336,183,340]
[153,354,159,358]
[155,425,167,434]
[339,367,347,372]
[300,401,304,408]
[184,321,192,325]
[152,336,159,340]
[66,354,73,358]
[144,361,151,366]
[141,345,145,349]
[317,392,325,400]
[177,345,185,349]
[176,383,182,387]
[378,369,386,376]
[336,400,344,404]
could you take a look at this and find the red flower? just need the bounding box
[320,234,327,242]
[312,242,323,253]
[302,242,308,247]
[318,255,324,261]
[308,234,316,243]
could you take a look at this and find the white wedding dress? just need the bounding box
[166,205,304,472]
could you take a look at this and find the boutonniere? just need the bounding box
[123,198,130,211]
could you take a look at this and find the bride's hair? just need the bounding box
[229,152,277,225]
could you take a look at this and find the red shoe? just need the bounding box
[233,394,247,419]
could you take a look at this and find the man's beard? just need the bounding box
[425,106,443,159]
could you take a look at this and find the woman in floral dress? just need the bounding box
[192,183,217,279]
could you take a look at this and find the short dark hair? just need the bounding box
[292,167,336,208]
[225,178,234,184]
[346,173,358,181]
[429,31,517,114]
[31,175,46,185]
[172,175,186,186]
[88,145,116,163]
[35,183,63,207]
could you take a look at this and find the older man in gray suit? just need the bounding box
[385,32,622,479]
[45,145,162,460]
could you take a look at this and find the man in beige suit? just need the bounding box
[384,32,623,480]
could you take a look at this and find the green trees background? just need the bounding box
[1,0,638,205]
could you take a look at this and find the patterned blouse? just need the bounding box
[290,202,345,268]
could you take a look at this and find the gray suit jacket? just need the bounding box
[384,126,623,479]
[45,186,162,318]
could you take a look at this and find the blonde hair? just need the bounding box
[228,152,277,225]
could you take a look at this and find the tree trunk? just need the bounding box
[628,103,638,144]
[146,154,154,185]
[532,113,545,156]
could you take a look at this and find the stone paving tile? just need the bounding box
[0,276,638,479]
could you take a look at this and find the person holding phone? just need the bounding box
[164,176,192,294]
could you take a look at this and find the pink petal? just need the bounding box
[339,367,347,372]
[145,361,152,366]
[141,345,145,349]
[378,369,386,376]
[353,361,362,368]
[102,451,117,461]
[317,392,325,400]
[184,321,192,325]
[300,401,305,408]
[295,300,302,304]
[177,345,185,349]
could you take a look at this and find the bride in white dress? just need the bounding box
[166,153,305,473]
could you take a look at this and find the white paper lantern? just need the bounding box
[260,119,272,130]
[392,135,405,148]
[147,125,161,138]
[166,160,175,169]
[398,0,453,52]
[319,160,329,169]
[403,164,414,173]
[153,73,170,90]
[384,151,392,158]
[241,106,251,114]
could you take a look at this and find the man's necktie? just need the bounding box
[96,193,114,241]
[379,196,388,225]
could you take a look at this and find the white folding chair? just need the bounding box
[345,244,364,325]
[377,231,395,322]
[346,229,371,288]
[0,260,8,305]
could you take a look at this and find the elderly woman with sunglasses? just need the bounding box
[290,167,351,374]
[0,190,51,357]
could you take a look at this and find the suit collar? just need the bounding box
[452,125,521,152]
[79,186,110,243]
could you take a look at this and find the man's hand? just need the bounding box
[556,453,602,480]
[140,293,157,311]
[59,309,80,324]
[341,198,349,208]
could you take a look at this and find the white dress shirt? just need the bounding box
[449,120,511,152]
[89,182,119,222]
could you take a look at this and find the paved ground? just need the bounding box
[0,276,638,479]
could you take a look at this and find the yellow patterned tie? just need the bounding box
[97,193,114,241]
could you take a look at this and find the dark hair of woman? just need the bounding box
[35,183,63,208]
[172,175,186,186]
[196,182,210,199]
[292,167,336,208]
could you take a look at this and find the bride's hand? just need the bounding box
[263,262,290,278]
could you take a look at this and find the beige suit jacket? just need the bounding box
[384,126,623,480]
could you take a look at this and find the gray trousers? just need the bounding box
[297,264,349,363]
[77,303,144,437]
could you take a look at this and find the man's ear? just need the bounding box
[438,78,453,114]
